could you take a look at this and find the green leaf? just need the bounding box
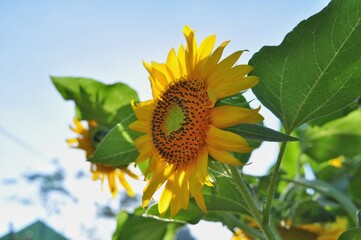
[88,113,140,166]
[249,0,361,133]
[291,200,334,225]
[308,101,359,126]
[304,109,361,162]
[112,211,182,240]
[350,166,361,205]
[51,76,138,127]
[216,93,250,107]
[338,227,361,240]
[228,124,298,142]
[286,178,358,225]
[280,134,302,179]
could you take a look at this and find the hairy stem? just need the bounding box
[262,141,288,226]
[221,213,264,239]
[229,166,278,240]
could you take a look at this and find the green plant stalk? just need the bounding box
[262,141,288,226]
[221,213,264,239]
[283,178,359,226]
[229,166,279,240]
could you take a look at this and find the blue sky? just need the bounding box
[0,1,330,239]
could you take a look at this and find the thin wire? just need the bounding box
[0,126,48,160]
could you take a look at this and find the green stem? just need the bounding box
[221,213,264,239]
[229,166,278,240]
[262,141,288,226]
[282,178,359,226]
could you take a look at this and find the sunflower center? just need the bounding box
[163,104,185,135]
[151,79,211,168]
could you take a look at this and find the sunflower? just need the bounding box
[67,118,138,197]
[130,26,263,216]
[231,229,253,240]
[296,217,348,240]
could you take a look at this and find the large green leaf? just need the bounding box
[338,227,361,240]
[304,109,361,162]
[88,113,141,166]
[51,76,138,127]
[249,0,361,133]
[228,124,298,142]
[112,211,182,240]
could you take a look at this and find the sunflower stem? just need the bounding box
[229,166,278,240]
[220,213,264,239]
[262,141,288,226]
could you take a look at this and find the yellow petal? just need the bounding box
[144,155,157,178]
[176,170,190,210]
[135,141,153,164]
[70,117,85,134]
[134,134,152,149]
[206,125,251,153]
[195,147,208,180]
[207,64,253,89]
[197,34,216,62]
[183,25,197,72]
[214,76,259,99]
[190,179,203,198]
[158,176,174,215]
[117,170,135,197]
[206,50,244,86]
[143,62,164,98]
[151,61,172,85]
[170,194,182,217]
[142,164,174,207]
[207,88,217,107]
[128,120,150,133]
[131,100,154,121]
[166,48,182,79]
[107,172,118,197]
[193,191,207,213]
[210,106,264,128]
[92,169,100,180]
[66,138,79,145]
[207,145,244,166]
[135,150,152,164]
[177,44,187,75]
[123,168,139,180]
[199,41,230,79]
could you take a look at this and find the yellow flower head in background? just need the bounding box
[67,118,138,197]
[297,217,348,240]
[130,26,263,216]
[231,229,252,240]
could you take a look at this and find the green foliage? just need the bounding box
[350,166,361,205]
[228,124,298,142]
[88,113,141,167]
[51,76,138,127]
[304,109,361,162]
[52,0,361,239]
[288,178,358,225]
[249,0,361,133]
[291,200,334,225]
[280,136,302,179]
[112,211,182,240]
[338,227,361,240]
